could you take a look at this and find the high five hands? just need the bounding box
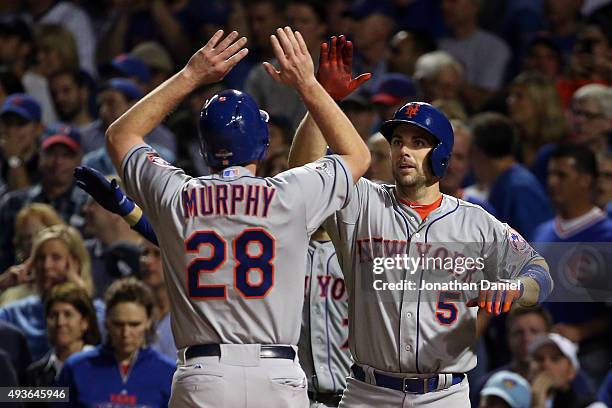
[264,27,371,98]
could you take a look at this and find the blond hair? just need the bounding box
[35,24,79,73]
[510,72,567,145]
[13,203,65,262]
[30,225,93,296]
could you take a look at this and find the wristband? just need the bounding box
[519,264,553,303]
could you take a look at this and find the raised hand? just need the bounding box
[181,30,248,87]
[316,35,371,101]
[263,27,316,92]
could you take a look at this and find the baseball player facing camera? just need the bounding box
[99,27,370,408]
[288,36,554,407]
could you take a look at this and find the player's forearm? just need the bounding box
[297,80,371,181]
[287,112,327,168]
[517,259,552,306]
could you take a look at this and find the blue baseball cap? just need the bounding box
[41,123,82,153]
[111,53,151,84]
[100,78,143,101]
[480,371,531,408]
[371,73,417,106]
[0,93,42,122]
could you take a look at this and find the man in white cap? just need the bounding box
[529,333,601,408]
[479,370,531,408]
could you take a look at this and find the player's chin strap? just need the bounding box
[517,263,554,306]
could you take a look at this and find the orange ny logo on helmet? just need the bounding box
[405,104,420,118]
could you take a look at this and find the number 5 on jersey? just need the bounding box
[185,229,275,299]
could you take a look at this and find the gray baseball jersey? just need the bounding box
[299,240,352,395]
[121,144,352,349]
[323,179,543,374]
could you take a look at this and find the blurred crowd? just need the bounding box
[0,0,611,407]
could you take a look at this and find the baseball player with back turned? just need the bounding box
[102,28,371,408]
[289,36,554,407]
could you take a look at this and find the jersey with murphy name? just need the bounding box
[323,178,544,374]
[121,144,352,349]
[299,240,351,395]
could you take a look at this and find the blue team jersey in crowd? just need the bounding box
[55,344,175,408]
[532,210,612,325]
[488,163,554,241]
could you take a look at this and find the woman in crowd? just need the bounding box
[56,278,174,408]
[0,225,102,360]
[0,203,65,306]
[26,282,100,388]
[507,72,567,167]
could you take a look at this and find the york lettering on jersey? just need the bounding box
[304,275,347,301]
[182,184,276,218]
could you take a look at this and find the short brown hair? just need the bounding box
[44,282,101,345]
[104,278,155,319]
[506,305,553,332]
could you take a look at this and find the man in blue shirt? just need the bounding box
[470,112,553,241]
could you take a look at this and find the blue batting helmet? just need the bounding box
[380,102,454,178]
[199,90,270,168]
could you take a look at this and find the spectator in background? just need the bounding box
[244,0,287,62]
[34,25,79,80]
[82,178,143,299]
[0,204,65,307]
[532,144,612,386]
[365,133,393,184]
[479,370,531,408]
[139,241,176,361]
[0,320,32,386]
[131,41,175,89]
[56,278,174,408]
[506,72,567,167]
[245,0,326,134]
[440,120,495,214]
[338,92,377,141]
[0,19,57,124]
[413,51,464,104]
[531,84,612,187]
[96,0,191,66]
[0,124,88,272]
[48,69,95,133]
[26,282,100,388]
[529,333,599,408]
[348,1,395,95]
[596,153,612,216]
[370,73,417,127]
[471,306,596,407]
[0,94,44,192]
[109,53,152,94]
[24,0,96,77]
[557,24,612,106]
[522,36,564,80]
[438,0,511,111]
[542,0,583,63]
[0,224,102,361]
[81,78,176,173]
[469,112,553,240]
[388,29,437,77]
